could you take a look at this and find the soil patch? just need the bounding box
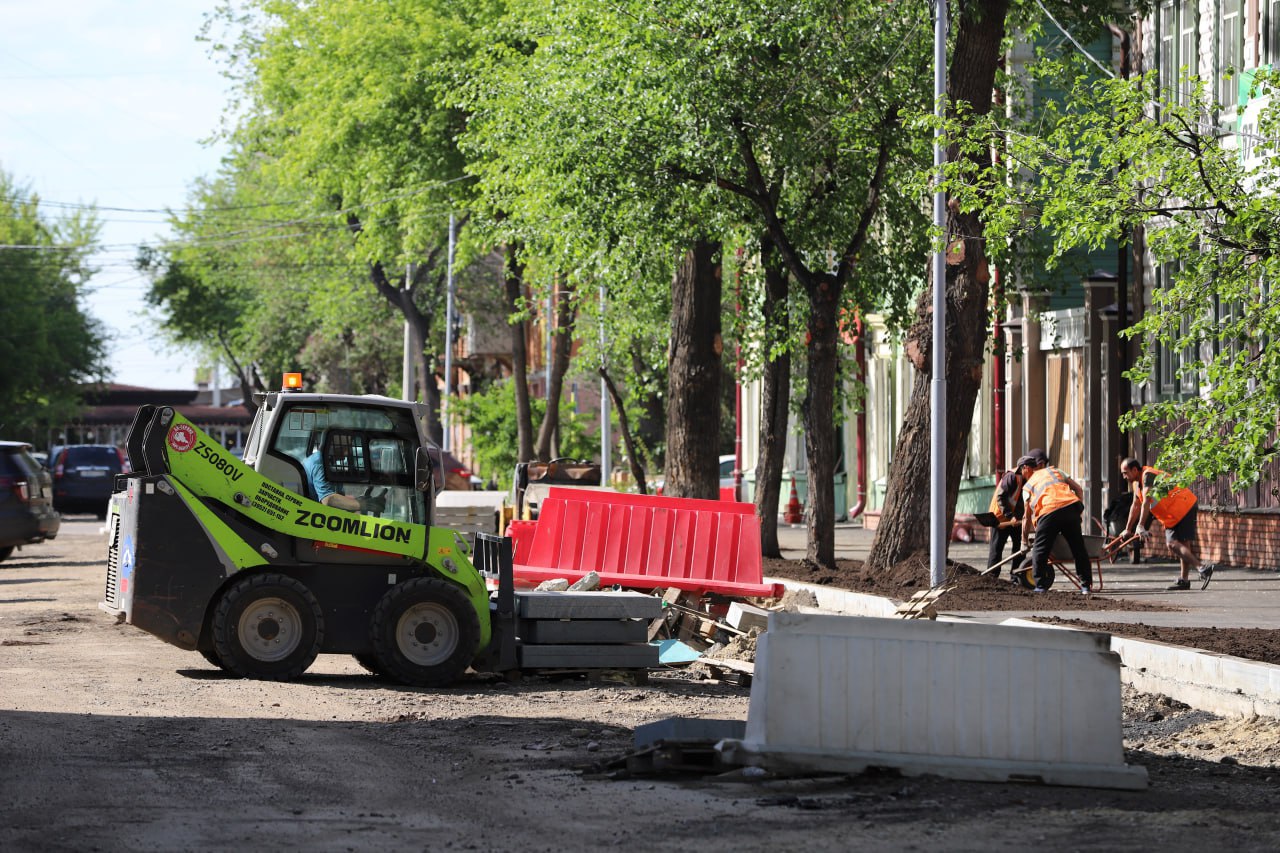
[761,554,1280,666]
[1042,619,1280,665]
[762,553,1177,613]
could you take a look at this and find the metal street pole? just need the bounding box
[403,263,414,403]
[930,0,949,587]
[442,214,456,452]
[599,283,611,483]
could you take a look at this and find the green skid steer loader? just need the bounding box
[99,384,521,686]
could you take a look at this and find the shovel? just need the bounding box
[980,548,1027,576]
[975,510,1023,531]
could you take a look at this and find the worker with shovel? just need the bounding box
[986,455,1033,575]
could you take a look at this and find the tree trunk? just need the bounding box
[534,280,576,461]
[631,348,666,466]
[504,244,535,463]
[600,365,648,494]
[664,238,722,499]
[346,214,447,442]
[801,272,841,567]
[754,235,790,558]
[865,0,1010,572]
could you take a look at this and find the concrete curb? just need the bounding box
[768,577,1280,720]
[1002,617,1280,719]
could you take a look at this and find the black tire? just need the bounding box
[353,653,389,677]
[0,545,14,563]
[1010,565,1036,590]
[212,573,323,681]
[371,577,480,687]
[200,648,225,670]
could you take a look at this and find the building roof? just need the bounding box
[76,403,253,427]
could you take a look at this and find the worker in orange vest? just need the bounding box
[1120,458,1214,590]
[1019,454,1093,594]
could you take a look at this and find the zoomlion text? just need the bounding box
[292,509,412,543]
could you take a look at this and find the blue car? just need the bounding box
[0,441,60,562]
[52,444,128,518]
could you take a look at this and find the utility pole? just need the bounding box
[402,263,415,403]
[930,0,949,587]
[442,214,456,452]
[599,283,611,482]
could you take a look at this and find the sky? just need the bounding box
[1,1,231,390]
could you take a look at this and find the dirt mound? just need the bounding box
[1042,619,1280,665]
[761,555,1177,613]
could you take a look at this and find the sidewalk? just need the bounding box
[774,520,1280,630]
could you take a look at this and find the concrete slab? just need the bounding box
[635,717,746,749]
[515,590,662,620]
[517,643,658,669]
[518,618,647,645]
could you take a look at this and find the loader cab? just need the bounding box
[246,392,436,527]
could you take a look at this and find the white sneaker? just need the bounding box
[1080,586,1092,597]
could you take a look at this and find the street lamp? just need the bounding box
[930,0,949,587]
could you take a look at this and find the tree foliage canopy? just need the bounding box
[943,58,1280,489]
[0,169,109,439]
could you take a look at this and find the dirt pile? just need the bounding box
[761,554,1176,613]
[1045,619,1280,665]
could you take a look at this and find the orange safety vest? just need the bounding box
[988,470,1021,525]
[1023,466,1080,525]
[1138,466,1197,528]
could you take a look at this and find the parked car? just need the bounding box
[718,454,738,490]
[652,454,739,496]
[51,444,128,518]
[0,441,60,562]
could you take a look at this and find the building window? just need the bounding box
[1177,1,1198,105]
[1155,261,1197,398]
[1270,0,1280,65]
[1158,1,1177,104]
[1220,0,1244,115]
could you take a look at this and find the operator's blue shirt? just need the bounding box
[303,451,334,502]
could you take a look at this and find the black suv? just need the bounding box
[52,444,127,517]
[0,441,60,562]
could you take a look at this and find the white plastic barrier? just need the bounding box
[719,612,1147,790]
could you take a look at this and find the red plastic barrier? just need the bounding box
[513,487,782,598]
[505,518,537,564]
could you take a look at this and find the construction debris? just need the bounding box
[894,586,954,619]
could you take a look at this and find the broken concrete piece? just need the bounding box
[534,578,570,591]
[727,601,771,633]
[568,571,601,591]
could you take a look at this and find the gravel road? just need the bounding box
[2,522,1279,852]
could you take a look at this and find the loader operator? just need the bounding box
[304,430,386,516]
[1020,454,1093,595]
[1119,458,1214,590]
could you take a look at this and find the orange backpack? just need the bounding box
[1142,467,1197,528]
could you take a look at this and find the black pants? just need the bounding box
[1029,502,1091,590]
[987,523,1025,571]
